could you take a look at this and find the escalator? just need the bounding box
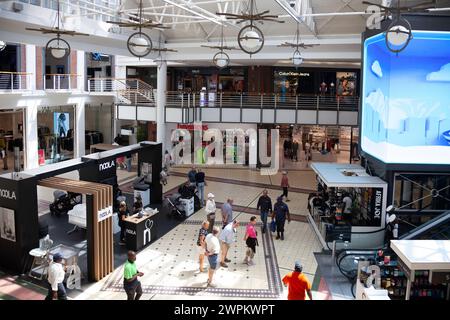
[334,211,450,296]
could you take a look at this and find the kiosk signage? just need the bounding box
[98,206,113,222]
[370,187,383,226]
[0,189,16,200]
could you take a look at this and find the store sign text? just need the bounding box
[278,71,310,77]
[97,206,113,222]
[0,189,16,200]
[126,229,136,235]
[374,190,382,219]
[99,161,115,172]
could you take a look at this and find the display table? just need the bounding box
[124,208,159,251]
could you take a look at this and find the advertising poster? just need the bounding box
[53,112,70,137]
[336,72,357,96]
[0,207,16,242]
[361,31,450,165]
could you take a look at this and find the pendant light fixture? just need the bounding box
[362,0,437,54]
[217,0,284,56]
[278,22,316,66]
[201,25,237,69]
[127,0,152,58]
[26,0,88,59]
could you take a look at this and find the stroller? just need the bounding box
[49,190,82,216]
[166,184,201,218]
[166,193,186,219]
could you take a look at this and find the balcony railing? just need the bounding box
[166,92,359,111]
[44,74,81,91]
[88,78,155,105]
[0,71,32,91]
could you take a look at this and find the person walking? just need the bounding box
[243,216,258,266]
[197,220,210,273]
[221,198,233,229]
[280,171,290,201]
[219,220,238,268]
[123,251,144,300]
[273,196,291,240]
[164,150,172,172]
[256,189,272,234]
[282,261,313,300]
[205,226,221,287]
[292,140,299,162]
[188,166,197,187]
[195,168,206,206]
[205,193,216,233]
[118,201,130,246]
[45,253,67,300]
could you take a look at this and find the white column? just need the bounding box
[75,98,86,157]
[76,50,85,91]
[157,61,167,151]
[25,102,38,169]
[25,44,36,91]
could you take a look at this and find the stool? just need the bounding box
[28,248,49,280]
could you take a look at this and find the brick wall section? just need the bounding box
[70,50,77,89]
[36,47,43,90]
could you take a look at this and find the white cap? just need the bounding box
[207,193,215,198]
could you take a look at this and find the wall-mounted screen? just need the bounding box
[361,31,450,165]
[0,207,16,242]
[54,112,70,138]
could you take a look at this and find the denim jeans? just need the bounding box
[260,211,268,232]
[197,182,205,205]
[45,282,67,300]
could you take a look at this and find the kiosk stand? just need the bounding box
[391,240,450,300]
[309,162,387,249]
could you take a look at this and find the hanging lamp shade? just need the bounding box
[46,37,70,59]
[213,51,230,68]
[238,25,264,55]
[385,16,413,53]
[127,32,153,57]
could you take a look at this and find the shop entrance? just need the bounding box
[36,177,113,282]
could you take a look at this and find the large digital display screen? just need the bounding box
[361,31,450,165]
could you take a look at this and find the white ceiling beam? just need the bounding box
[161,0,223,25]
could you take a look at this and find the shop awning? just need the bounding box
[310,162,387,188]
[391,240,450,271]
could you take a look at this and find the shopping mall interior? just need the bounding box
[0,0,449,305]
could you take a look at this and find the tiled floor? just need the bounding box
[77,203,325,300]
[21,165,333,300]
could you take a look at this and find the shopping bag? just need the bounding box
[270,220,276,233]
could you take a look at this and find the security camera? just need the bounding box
[289,1,296,8]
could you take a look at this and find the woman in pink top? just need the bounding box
[244,216,258,266]
[280,171,290,202]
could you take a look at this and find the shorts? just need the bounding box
[197,245,206,255]
[220,241,231,251]
[208,254,219,270]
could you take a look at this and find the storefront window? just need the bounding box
[85,104,112,154]
[37,105,75,165]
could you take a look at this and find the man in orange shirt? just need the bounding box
[282,261,313,300]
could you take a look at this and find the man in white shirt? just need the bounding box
[45,253,67,300]
[342,194,353,214]
[205,226,221,287]
[205,193,216,233]
[219,220,239,268]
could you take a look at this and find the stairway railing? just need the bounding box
[88,78,155,105]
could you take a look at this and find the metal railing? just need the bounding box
[166,91,359,111]
[0,71,32,91]
[44,74,81,91]
[87,78,155,105]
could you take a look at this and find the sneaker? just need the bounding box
[247,260,255,266]
[224,258,231,263]
[207,281,217,288]
[281,236,284,240]
[220,262,228,268]
[276,235,280,240]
